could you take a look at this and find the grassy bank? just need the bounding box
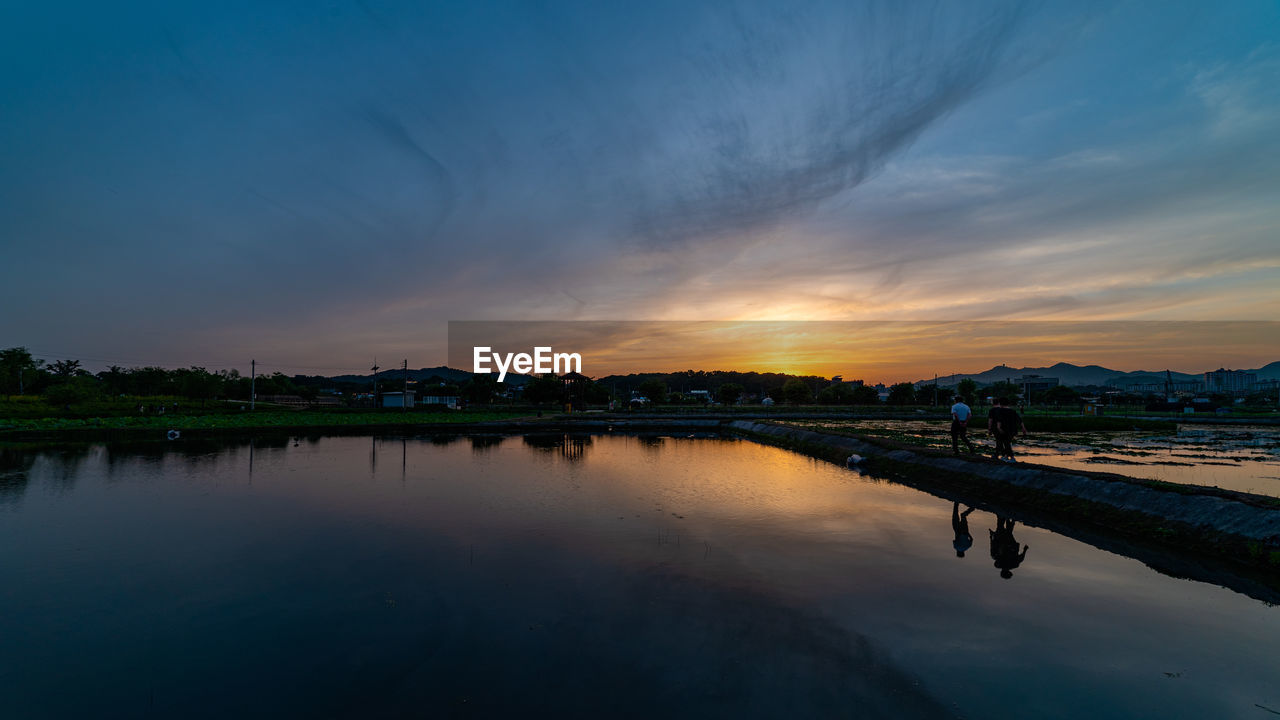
[0,408,531,435]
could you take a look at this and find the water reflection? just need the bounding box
[0,446,36,504]
[951,502,975,558]
[1,434,1278,718]
[989,516,1030,579]
[469,435,505,454]
[522,433,593,462]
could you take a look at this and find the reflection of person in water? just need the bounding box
[951,501,975,557]
[989,515,1029,579]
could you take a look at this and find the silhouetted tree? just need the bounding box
[524,375,563,405]
[463,373,499,405]
[717,383,744,405]
[637,379,667,404]
[887,382,917,405]
[1041,385,1080,407]
[0,347,43,395]
[782,378,813,405]
[49,359,82,378]
[851,385,880,404]
[985,381,1021,403]
[816,383,858,405]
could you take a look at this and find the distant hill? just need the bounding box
[1253,361,1280,381]
[308,360,1276,390]
[325,366,530,386]
[918,361,1276,388]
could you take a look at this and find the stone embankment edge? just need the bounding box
[727,420,1280,566]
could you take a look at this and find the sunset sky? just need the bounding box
[2,1,1277,379]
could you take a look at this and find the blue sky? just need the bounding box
[2,0,1277,374]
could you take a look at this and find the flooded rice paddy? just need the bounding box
[795,420,1280,497]
[1,433,1278,718]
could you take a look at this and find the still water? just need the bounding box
[1,434,1278,718]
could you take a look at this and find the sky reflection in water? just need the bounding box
[1,434,1277,718]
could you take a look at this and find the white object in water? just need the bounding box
[846,454,864,466]
[166,429,181,440]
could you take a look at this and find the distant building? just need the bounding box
[874,383,889,403]
[257,394,308,406]
[1203,368,1257,395]
[686,390,712,401]
[381,391,415,408]
[1017,375,1059,400]
[421,396,459,408]
[1124,381,1203,396]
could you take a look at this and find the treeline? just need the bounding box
[0,347,309,405]
[0,346,616,409]
[13,346,1258,411]
[598,370,847,404]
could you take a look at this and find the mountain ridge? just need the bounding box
[917,361,1280,387]
[311,361,1279,388]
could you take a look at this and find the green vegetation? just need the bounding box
[781,378,813,404]
[886,382,917,405]
[0,407,529,435]
[636,379,668,404]
[5,345,1277,419]
[717,383,744,405]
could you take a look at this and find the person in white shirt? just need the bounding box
[950,395,976,455]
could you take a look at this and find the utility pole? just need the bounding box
[402,359,409,413]
[250,359,256,410]
[371,358,380,409]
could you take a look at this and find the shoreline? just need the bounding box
[9,407,1278,442]
[4,414,1278,589]
[724,420,1280,578]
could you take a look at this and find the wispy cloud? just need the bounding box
[0,0,1276,371]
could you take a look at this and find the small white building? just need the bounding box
[420,394,459,409]
[381,391,415,408]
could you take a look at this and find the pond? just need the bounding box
[1,434,1278,718]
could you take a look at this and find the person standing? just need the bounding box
[950,395,975,455]
[999,397,1027,462]
[987,398,1006,460]
[989,397,1027,462]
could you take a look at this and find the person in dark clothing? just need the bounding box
[989,515,1029,578]
[988,397,1027,461]
[987,399,1008,460]
[999,397,1026,461]
[952,501,975,557]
